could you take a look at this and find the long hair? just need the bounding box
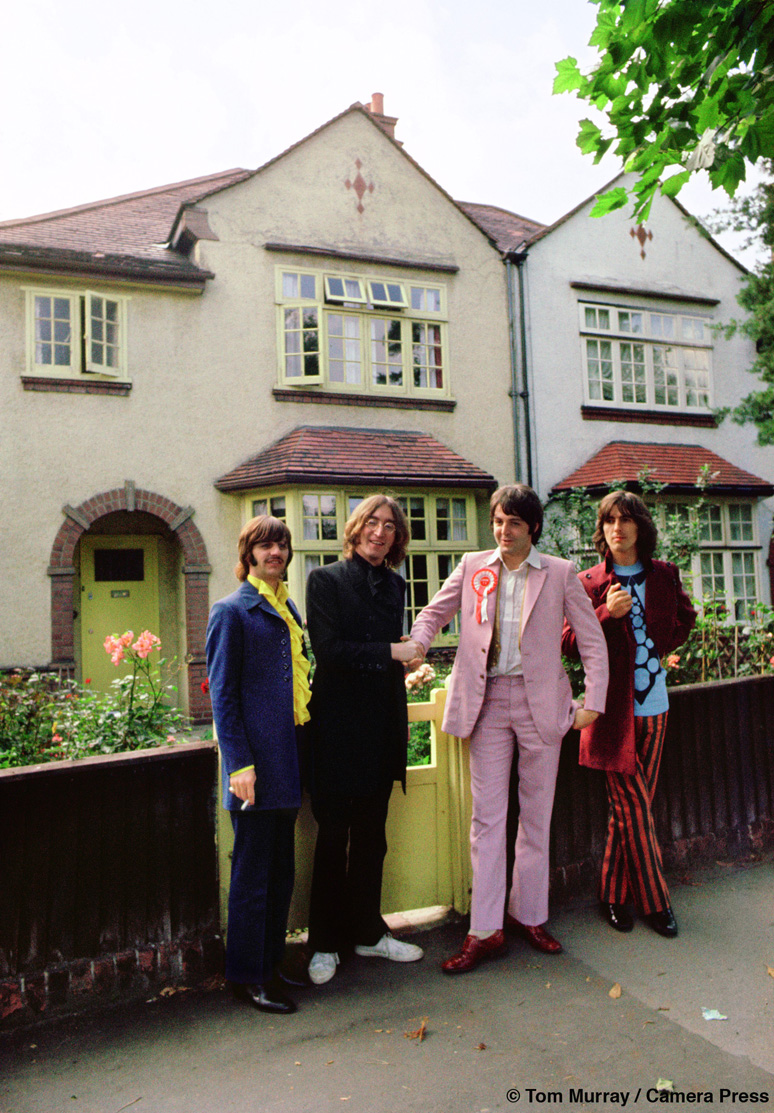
[592,490,657,561]
[489,484,544,545]
[235,515,293,582]
[342,494,410,568]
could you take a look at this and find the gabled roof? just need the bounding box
[0,169,250,285]
[214,426,497,492]
[523,172,746,273]
[552,441,773,496]
[0,101,504,284]
[455,203,546,254]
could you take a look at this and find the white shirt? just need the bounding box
[486,546,543,677]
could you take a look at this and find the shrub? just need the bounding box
[405,660,453,766]
[0,630,188,769]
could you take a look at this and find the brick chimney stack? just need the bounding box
[365,92,402,145]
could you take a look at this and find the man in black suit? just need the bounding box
[305,495,425,985]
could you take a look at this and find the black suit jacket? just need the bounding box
[306,555,408,798]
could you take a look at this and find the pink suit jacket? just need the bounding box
[410,549,609,744]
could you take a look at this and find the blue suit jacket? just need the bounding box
[205,581,302,811]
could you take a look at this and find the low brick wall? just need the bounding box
[0,742,222,1027]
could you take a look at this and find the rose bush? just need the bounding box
[0,631,188,769]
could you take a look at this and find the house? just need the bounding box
[1,98,771,724]
[465,182,774,617]
[0,98,515,720]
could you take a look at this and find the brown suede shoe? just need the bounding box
[441,930,507,974]
[505,915,563,954]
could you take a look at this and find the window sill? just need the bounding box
[22,376,132,395]
[273,388,455,412]
[581,405,716,428]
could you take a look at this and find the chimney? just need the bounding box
[365,92,402,145]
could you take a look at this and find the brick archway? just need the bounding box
[48,481,211,724]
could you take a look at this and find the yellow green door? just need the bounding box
[80,536,160,693]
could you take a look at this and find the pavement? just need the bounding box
[1,855,772,1113]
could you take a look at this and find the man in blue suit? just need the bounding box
[206,515,311,1014]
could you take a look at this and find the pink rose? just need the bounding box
[119,631,134,647]
[132,630,161,659]
[666,654,680,668]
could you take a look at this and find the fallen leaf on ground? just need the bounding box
[656,1079,675,1092]
[475,1043,487,1050]
[405,1018,428,1041]
[701,1008,728,1021]
[767,966,774,979]
[609,983,622,999]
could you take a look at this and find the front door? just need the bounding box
[80,536,160,693]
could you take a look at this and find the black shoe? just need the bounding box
[644,908,678,938]
[600,902,634,933]
[232,982,297,1014]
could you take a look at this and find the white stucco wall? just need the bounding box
[520,184,773,600]
[1,109,513,668]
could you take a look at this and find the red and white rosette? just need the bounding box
[471,567,498,624]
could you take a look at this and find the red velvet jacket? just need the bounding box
[561,554,696,775]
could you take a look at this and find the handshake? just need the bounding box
[392,636,425,670]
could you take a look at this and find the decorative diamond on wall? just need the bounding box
[630,224,653,260]
[345,159,375,213]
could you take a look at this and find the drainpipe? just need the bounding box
[506,250,533,487]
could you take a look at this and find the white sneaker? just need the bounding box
[354,933,424,962]
[308,951,339,985]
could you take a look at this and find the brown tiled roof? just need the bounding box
[0,169,250,283]
[214,426,497,491]
[552,441,773,495]
[456,202,546,254]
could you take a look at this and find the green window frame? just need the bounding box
[26,288,128,380]
[277,268,449,398]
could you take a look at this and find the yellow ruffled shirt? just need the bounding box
[248,575,311,727]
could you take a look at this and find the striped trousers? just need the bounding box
[599,713,670,915]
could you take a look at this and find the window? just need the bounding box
[580,302,712,411]
[25,288,128,379]
[655,501,761,622]
[243,488,478,644]
[251,495,287,521]
[277,268,447,398]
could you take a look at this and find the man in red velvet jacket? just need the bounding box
[562,490,696,939]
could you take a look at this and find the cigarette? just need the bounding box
[240,799,251,811]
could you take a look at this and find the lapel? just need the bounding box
[521,552,547,633]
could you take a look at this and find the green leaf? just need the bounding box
[589,186,630,217]
[660,169,692,197]
[553,56,584,95]
[576,117,604,155]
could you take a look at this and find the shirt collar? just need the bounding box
[485,546,542,573]
[247,574,289,606]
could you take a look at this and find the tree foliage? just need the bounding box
[708,164,774,444]
[554,0,774,220]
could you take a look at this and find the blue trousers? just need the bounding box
[226,808,297,985]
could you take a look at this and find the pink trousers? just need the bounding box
[468,676,562,930]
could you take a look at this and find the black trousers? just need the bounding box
[307,786,393,953]
[226,808,297,985]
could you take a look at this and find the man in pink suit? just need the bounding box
[410,484,608,973]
